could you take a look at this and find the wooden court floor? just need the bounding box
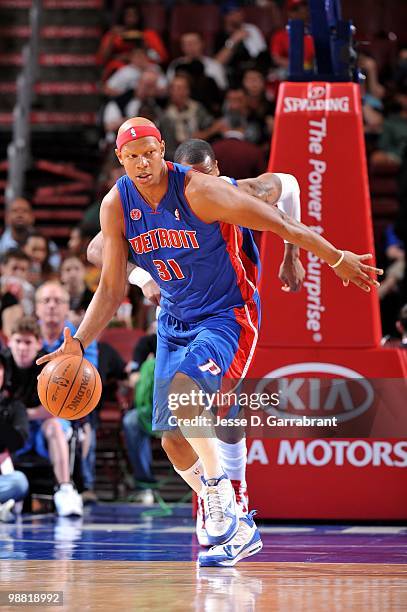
[1,560,407,611]
[1,507,406,611]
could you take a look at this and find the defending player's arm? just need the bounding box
[87,229,161,305]
[238,172,305,292]
[37,189,129,362]
[186,173,382,292]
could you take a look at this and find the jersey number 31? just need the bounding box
[153,259,185,281]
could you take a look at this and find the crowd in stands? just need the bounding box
[1,0,407,519]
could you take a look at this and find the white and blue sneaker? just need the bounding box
[198,511,263,567]
[201,474,238,546]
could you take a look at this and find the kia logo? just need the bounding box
[308,85,326,99]
[255,362,374,423]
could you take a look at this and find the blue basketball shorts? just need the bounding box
[152,293,261,431]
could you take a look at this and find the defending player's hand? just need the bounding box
[142,278,161,306]
[279,248,305,292]
[36,327,83,365]
[333,252,383,292]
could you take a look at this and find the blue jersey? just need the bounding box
[117,162,260,323]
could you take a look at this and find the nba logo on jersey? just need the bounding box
[130,208,141,220]
[130,127,136,138]
[174,208,180,221]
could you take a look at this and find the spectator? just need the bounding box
[68,226,100,293]
[358,54,385,146]
[0,198,60,270]
[384,224,405,263]
[162,74,214,157]
[212,112,266,179]
[174,61,223,117]
[103,67,165,137]
[81,165,125,237]
[60,256,94,328]
[242,67,275,143]
[0,249,34,337]
[104,47,167,98]
[81,339,128,505]
[22,232,56,288]
[220,87,264,144]
[396,304,407,347]
[167,32,227,90]
[123,322,157,504]
[0,352,29,522]
[3,316,83,517]
[0,198,33,257]
[371,87,407,168]
[35,282,99,500]
[270,0,314,75]
[98,4,168,80]
[214,4,267,84]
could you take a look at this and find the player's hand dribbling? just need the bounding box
[142,279,161,306]
[333,252,383,291]
[36,327,83,365]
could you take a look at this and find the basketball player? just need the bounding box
[87,137,305,550]
[38,117,381,567]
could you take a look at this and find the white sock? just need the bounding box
[217,438,247,483]
[173,458,204,496]
[185,437,224,482]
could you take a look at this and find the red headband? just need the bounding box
[116,125,162,151]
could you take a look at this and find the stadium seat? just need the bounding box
[382,0,407,44]
[366,37,398,75]
[341,0,384,39]
[169,4,221,56]
[140,3,166,37]
[99,327,145,363]
[243,4,283,40]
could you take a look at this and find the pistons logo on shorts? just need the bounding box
[130,208,141,220]
[198,358,221,376]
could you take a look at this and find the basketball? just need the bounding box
[37,354,102,420]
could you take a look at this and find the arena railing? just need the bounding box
[5,0,43,205]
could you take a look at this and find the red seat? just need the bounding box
[341,0,383,39]
[382,0,407,43]
[99,327,145,363]
[371,196,399,219]
[169,4,221,56]
[243,4,283,40]
[140,3,166,36]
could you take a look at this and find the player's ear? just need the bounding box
[214,160,220,176]
[396,321,403,335]
[115,148,124,165]
[160,139,166,158]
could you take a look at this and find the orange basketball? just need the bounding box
[37,354,102,420]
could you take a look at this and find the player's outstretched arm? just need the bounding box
[237,173,283,206]
[37,189,128,364]
[238,173,305,291]
[186,173,382,292]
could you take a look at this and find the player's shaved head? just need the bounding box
[117,116,157,137]
[174,139,219,177]
[115,116,166,187]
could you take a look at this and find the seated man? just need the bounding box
[35,281,99,501]
[0,352,29,522]
[123,320,158,504]
[2,316,83,517]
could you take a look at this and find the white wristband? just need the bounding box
[274,173,301,245]
[128,267,153,288]
[329,250,345,269]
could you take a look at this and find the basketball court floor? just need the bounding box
[1,505,406,611]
